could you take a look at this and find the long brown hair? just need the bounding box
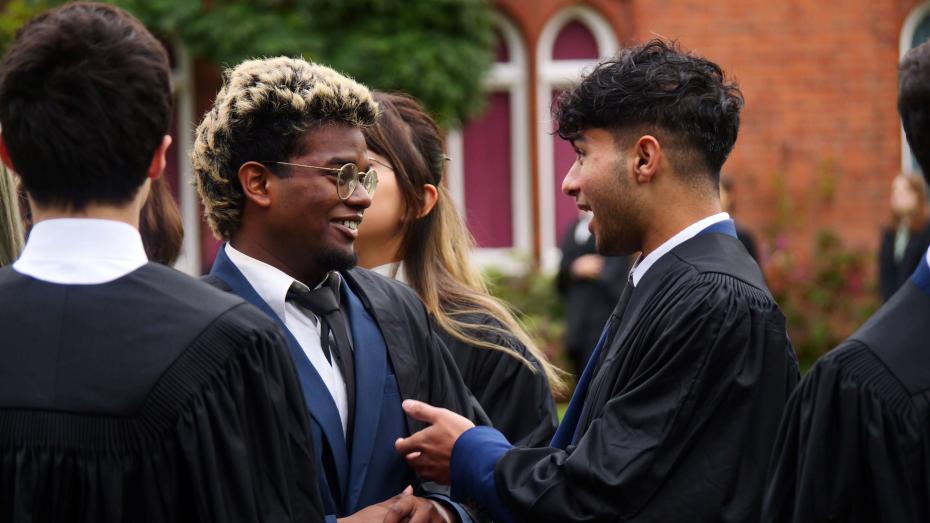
[0,165,23,267]
[364,92,566,393]
[140,177,183,265]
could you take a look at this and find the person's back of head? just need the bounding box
[0,2,172,211]
[900,42,930,187]
[556,39,743,193]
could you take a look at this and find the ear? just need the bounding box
[147,135,173,180]
[0,133,14,171]
[417,183,439,218]
[632,135,661,184]
[238,161,274,208]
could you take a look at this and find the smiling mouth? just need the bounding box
[335,219,361,231]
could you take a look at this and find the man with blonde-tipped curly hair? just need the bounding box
[195,56,488,523]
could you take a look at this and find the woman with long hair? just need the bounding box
[879,172,930,301]
[357,92,564,446]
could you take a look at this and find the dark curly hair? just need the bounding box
[555,39,743,185]
[899,42,930,184]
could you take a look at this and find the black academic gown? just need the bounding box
[492,231,798,522]
[439,313,558,447]
[763,264,930,522]
[0,263,323,523]
[207,254,489,519]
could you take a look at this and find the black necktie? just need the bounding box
[286,278,356,436]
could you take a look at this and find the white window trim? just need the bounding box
[170,41,200,276]
[536,6,618,271]
[447,12,532,274]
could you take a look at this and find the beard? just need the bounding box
[593,160,643,257]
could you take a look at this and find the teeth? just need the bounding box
[339,220,359,231]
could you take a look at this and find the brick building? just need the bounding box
[164,0,930,275]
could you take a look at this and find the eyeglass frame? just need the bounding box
[260,160,378,201]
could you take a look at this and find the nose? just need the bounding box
[561,160,580,198]
[345,181,372,209]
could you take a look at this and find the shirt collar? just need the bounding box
[631,212,730,287]
[371,261,407,284]
[13,218,148,284]
[225,243,337,321]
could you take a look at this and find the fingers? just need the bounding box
[402,485,414,496]
[383,496,416,523]
[402,399,444,424]
[395,429,429,456]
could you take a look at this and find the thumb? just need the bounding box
[402,399,443,424]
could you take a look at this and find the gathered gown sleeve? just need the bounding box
[763,341,927,523]
[174,305,324,523]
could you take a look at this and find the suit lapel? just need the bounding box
[209,245,350,499]
[341,281,388,513]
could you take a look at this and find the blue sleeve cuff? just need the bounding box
[423,493,473,523]
[325,516,337,523]
[450,426,513,523]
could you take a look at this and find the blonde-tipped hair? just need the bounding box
[192,57,378,240]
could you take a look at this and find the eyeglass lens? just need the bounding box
[336,163,378,200]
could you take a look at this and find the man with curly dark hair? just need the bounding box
[394,39,798,522]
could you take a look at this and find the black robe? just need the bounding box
[439,312,558,447]
[0,263,323,522]
[763,274,930,522]
[493,232,798,522]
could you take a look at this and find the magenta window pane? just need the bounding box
[462,92,513,248]
[494,28,510,63]
[552,90,579,242]
[551,20,599,60]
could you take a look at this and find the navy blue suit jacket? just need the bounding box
[209,246,486,521]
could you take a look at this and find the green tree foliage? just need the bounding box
[0,0,495,127]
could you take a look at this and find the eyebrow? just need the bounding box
[322,156,359,167]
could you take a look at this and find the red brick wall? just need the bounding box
[499,0,925,262]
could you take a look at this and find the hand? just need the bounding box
[383,496,454,523]
[337,486,413,523]
[394,400,475,485]
[571,254,605,279]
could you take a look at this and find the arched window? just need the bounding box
[900,3,930,174]
[536,6,617,269]
[447,13,531,272]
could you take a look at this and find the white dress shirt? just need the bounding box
[631,212,730,287]
[225,243,350,435]
[13,218,148,284]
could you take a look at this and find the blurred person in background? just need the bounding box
[0,165,23,267]
[557,210,631,375]
[357,91,561,447]
[878,172,930,301]
[763,41,930,523]
[0,3,323,521]
[720,173,760,261]
[139,176,183,265]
